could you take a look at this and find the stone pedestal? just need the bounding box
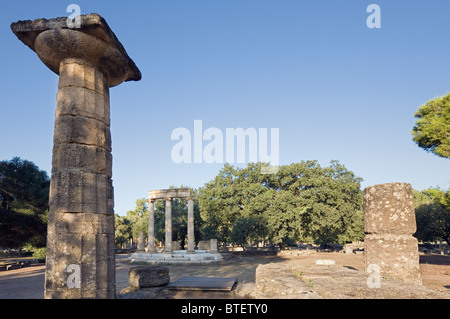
[363,183,421,284]
[11,14,141,298]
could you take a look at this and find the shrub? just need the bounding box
[32,247,46,260]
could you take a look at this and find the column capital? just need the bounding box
[11,14,141,87]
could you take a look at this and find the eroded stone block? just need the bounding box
[364,182,416,235]
[365,234,421,284]
[128,266,170,288]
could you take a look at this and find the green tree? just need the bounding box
[230,216,260,247]
[198,161,364,247]
[414,188,450,245]
[412,93,450,159]
[198,164,242,243]
[115,214,132,248]
[125,198,148,240]
[270,160,364,245]
[0,157,49,248]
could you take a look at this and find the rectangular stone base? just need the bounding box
[364,234,422,284]
[130,251,223,264]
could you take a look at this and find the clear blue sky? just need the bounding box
[1,1,449,216]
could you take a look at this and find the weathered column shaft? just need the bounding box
[147,200,155,252]
[45,58,115,298]
[165,198,172,253]
[187,198,195,253]
[12,14,141,299]
[363,182,421,284]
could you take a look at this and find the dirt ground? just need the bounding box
[1,251,448,299]
[118,251,450,299]
[285,251,450,294]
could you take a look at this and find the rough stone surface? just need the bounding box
[197,239,219,253]
[11,13,141,299]
[363,183,422,284]
[11,14,141,87]
[365,234,421,283]
[290,262,445,299]
[364,182,416,235]
[198,240,210,251]
[251,263,322,299]
[148,189,191,200]
[130,250,224,264]
[128,266,170,288]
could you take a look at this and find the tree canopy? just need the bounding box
[0,157,49,248]
[198,161,364,246]
[414,188,450,245]
[412,93,450,159]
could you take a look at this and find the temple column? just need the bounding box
[147,199,155,252]
[164,197,173,253]
[187,198,195,253]
[11,14,141,299]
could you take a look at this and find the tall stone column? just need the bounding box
[11,14,141,299]
[165,198,173,253]
[364,182,422,284]
[147,199,156,252]
[187,198,195,253]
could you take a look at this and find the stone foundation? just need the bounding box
[130,250,223,264]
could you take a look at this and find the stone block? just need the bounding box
[148,188,191,200]
[364,183,416,235]
[198,240,210,251]
[315,259,336,265]
[364,234,421,284]
[53,115,111,151]
[49,170,113,215]
[52,143,112,177]
[128,266,170,288]
[59,58,108,95]
[55,212,113,235]
[210,239,218,253]
[56,86,110,125]
[172,241,180,251]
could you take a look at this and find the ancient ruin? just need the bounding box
[147,188,194,253]
[130,188,223,264]
[11,14,141,298]
[363,182,422,284]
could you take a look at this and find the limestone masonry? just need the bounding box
[364,182,422,284]
[11,14,141,299]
